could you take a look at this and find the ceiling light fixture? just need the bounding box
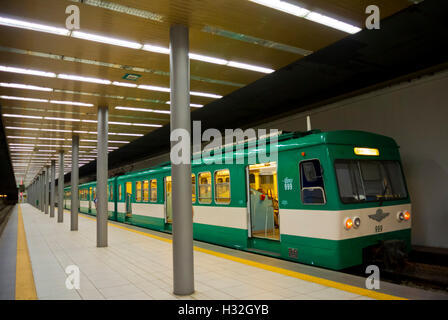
[71,31,143,49]
[0,65,56,78]
[57,74,111,85]
[50,100,94,107]
[3,113,43,119]
[115,106,170,114]
[0,16,70,36]
[0,82,53,92]
[112,81,138,88]
[247,0,361,34]
[165,101,203,108]
[0,95,48,103]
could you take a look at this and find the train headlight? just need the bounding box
[353,216,361,228]
[397,211,405,222]
[404,211,411,221]
[344,218,353,230]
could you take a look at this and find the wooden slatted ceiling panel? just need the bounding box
[0,0,412,184]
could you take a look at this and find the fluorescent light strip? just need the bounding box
[37,137,66,141]
[0,65,56,78]
[50,100,94,107]
[132,123,162,128]
[4,114,43,119]
[247,0,361,34]
[112,81,137,88]
[1,95,48,103]
[8,136,37,139]
[115,106,171,114]
[71,31,142,49]
[6,126,39,131]
[58,74,111,85]
[0,16,70,36]
[165,101,203,108]
[0,82,53,92]
[44,117,81,122]
[138,84,222,98]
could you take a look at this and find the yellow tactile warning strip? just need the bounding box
[72,211,406,300]
[15,205,37,300]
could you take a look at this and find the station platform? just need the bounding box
[1,204,447,300]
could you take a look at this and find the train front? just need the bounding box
[324,131,412,269]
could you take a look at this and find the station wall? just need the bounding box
[259,69,448,249]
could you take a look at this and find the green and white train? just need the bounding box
[63,130,412,270]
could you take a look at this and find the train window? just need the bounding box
[215,169,231,204]
[192,174,196,203]
[300,160,326,204]
[107,185,110,200]
[110,184,113,200]
[335,160,408,204]
[89,187,92,201]
[93,187,96,200]
[198,172,212,204]
[143,180,149,202]
[136,181,142,202]
[118,184,122,201]
[150,179,157,202]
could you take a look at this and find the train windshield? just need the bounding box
[334,160,408,204]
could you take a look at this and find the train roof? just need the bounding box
[113,129,398,180]
[71,129,398,187]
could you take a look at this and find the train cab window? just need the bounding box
[215,170,230,204]
[335,160,407,203]
[143,180,149,202]
[300,160,326,204]
[136,181,142,202]
[192,174,196,203]
[150,179,157,202]
[118,184,122,201]
[198,172,212,204]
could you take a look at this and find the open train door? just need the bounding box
[164,176,172,224]
[246,162,280,241]
[125,181,132,220]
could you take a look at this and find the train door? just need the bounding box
[164,176,172,223]
[88,187,92,213]
[246,162,279,240]
[125,182,132,219]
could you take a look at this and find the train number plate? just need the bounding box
[375,225,383,233]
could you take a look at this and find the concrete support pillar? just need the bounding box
[71,135,79,231]
[50,160,56,218]
[170,24,194,295]
[44,166,49,214]
[96,106,108,247]
[39,173,43,211]
[58,151,64,223]
[41,171,45,211]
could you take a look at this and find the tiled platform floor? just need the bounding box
[21,203,374,300]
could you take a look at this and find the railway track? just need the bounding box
[0,205,13,238]
[344,253,448,293]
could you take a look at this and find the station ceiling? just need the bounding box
[0,0,413,186]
